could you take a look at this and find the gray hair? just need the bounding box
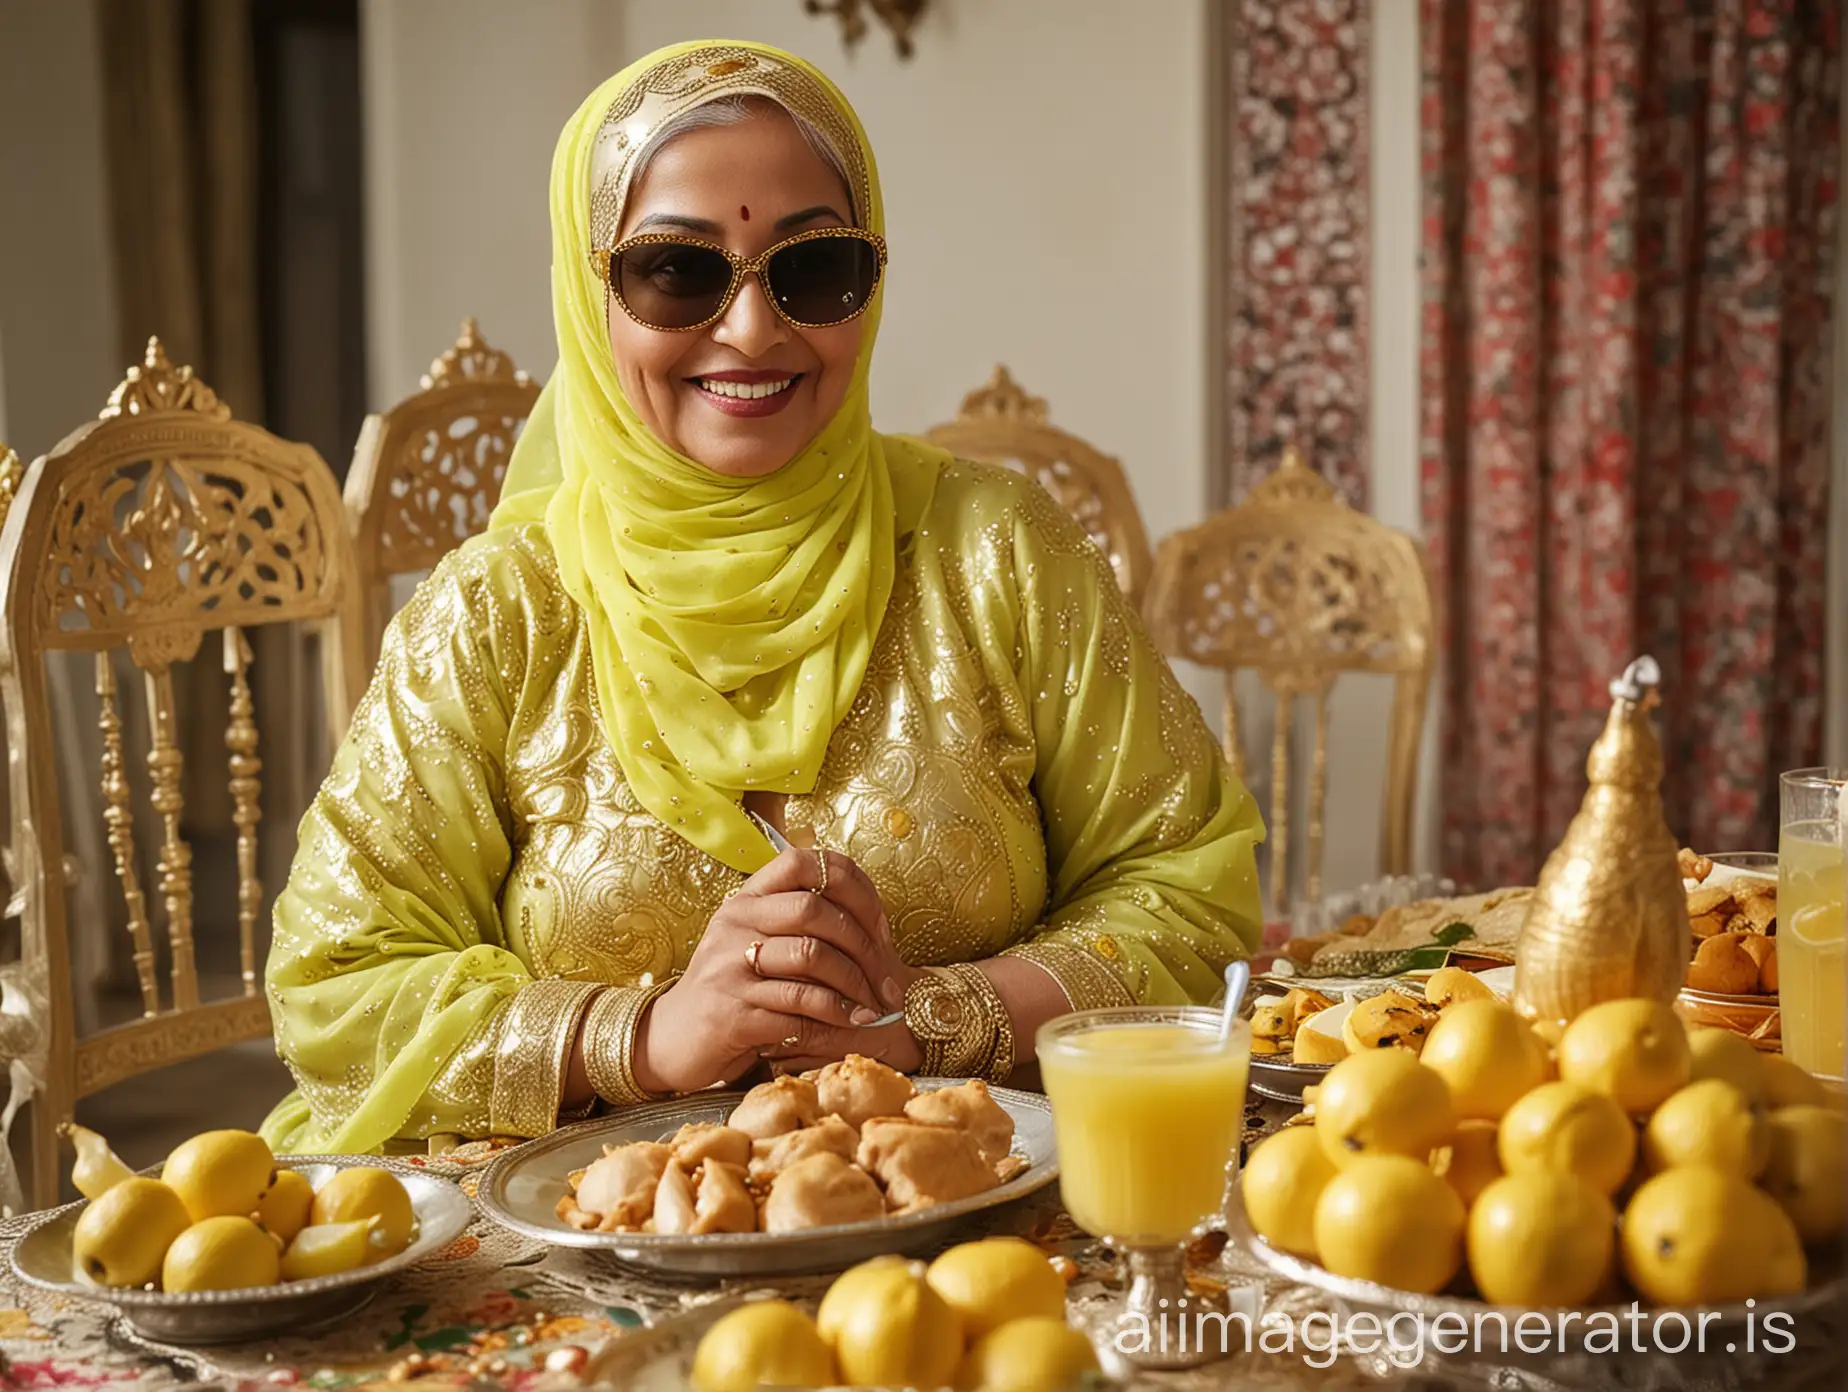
[626,93,859,227]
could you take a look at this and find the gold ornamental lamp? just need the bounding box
[1513,656,1688,1029]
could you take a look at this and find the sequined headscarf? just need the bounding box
[492,41,943,874]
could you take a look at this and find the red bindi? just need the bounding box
[740,205,750,222]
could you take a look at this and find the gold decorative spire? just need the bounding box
[0,444,21,532]
[955,365,1048,425]
[100,338,230,421]
[1249,440,1338,507]
[422,318,530,389]
[1513,655,1688,1027]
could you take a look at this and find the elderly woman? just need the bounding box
[261,40,1262,1155]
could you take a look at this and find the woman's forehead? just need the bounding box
[621,118,852,234]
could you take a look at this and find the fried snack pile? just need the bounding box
[555,1057,1029,1235]
[1680,849,1778,997]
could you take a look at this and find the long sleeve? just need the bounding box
[994,483,1265,1008]
[262,535,600,1154]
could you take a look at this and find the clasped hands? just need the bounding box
[633,847,928,1095]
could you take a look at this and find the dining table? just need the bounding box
[3,1095,1842,1392]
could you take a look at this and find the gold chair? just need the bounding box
[0,340,365,1209]
[344,318,539,679]
[1144,445,1435,913]
[923,366,1153,605]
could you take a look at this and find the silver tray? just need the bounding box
[476,1080,1058,1277]
[9,1155,471,1345]
[1248,1055,1332,1103]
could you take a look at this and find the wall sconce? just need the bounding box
[804,0,929,59]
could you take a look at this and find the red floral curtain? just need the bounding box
[1420,0,1839,889]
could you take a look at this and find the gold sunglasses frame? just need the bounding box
[589,227,889,332]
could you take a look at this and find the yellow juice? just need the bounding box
[1038,1021,1250,1245]
[1780,820,1845,1078]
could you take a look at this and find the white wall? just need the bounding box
[0,0,121,458]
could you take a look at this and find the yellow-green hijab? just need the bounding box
[493,40,943,874]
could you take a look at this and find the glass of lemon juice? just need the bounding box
[1779,769,1845,1081]
[1037,1007,1251,1370]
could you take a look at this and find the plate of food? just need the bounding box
[1246,968,1516,1102]
[476,1058,1057,1276]
[1676,850,1781,1049]
[9,1133,470,1345]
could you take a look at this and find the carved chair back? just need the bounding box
[343,319,539,701]
[0,341,364,1209]
[1143,447,1435,913]
[922,366,1153,605]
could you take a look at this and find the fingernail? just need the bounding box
[851,1006,879,1026]
[881,976,903,1009]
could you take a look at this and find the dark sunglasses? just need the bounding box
[590,227,888,332]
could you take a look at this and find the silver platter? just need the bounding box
[476,1079,1058,1277]
[9,1155,471,1346]
[1247,1056,1331,1103]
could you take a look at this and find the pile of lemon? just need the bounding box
[63,1124,417,1292]
[1242,997,1846,1307]
[690,1237,1100,1392]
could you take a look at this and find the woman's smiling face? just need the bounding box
[605,106,866,478]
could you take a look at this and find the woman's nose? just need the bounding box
[710,271,791,357]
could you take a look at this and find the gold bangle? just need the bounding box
[903,965,1013,1081]
[583,979,675,1106]
[945,962,1016,1084]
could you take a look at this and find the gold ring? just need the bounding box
[745,940,764,975]
[782,1033,801,1048]
[812,847,829,896]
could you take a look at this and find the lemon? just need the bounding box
[255,1168,315,1245]
[1557,1000,1690,1114]
[1313,1156,1465,1294]
[1641,1079,1768,1177]
[161,1130,276,1223]
[1498,1082,1637,1196]
[1685,1028,1767,1106]
[817,1254,912,1345]
[1420,1000,1550,1121]
[1314,1049,1457,1168]
[280,1219,379,1281]
[692,1299,834,1392]
[1431,1119,1504,1207]
[960,1317,1099,1392]
[59,1123,136,1201]
[1466,1172,1615,1306]
[310,1167,416,1262]
[1760,1104,1847,1244]
[1621,1166,1806,1303]
[71,1177,192,1287]
[1762,1054,1830,1110]
[822,1257,962,1389]
[1424,966,1495,1008]
[925,1238,1065,1342]
[1241,1124,1338,1258]
[162,1215,282,1292]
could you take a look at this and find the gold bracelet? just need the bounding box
[583,979,675,1106]
[947,963,1016,1084]
[903,965,1013,1081]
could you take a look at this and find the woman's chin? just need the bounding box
[681,430,807,479]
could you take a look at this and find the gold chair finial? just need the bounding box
[100,337,231,422]
[422,317,529,389]
[956,365,1048,425]
[0,444,21,532]
[1249,440,1339,507]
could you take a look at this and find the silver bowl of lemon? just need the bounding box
[9,1126,470,1344]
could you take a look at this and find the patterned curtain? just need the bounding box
[1420,0,1840,889]
[1224,0,1371,508]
